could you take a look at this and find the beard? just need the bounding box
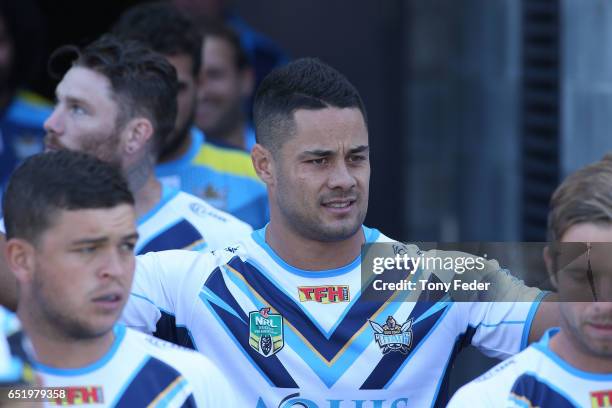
[199,101,244,142]
[44,121,124,169]
[30,272,114,341]
[160,106,196,160]
[275,179,367,243]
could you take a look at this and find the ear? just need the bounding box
[251,143,275,186]
[239,67,255,99]
[5,238,36,284]
[123,118,154,155]
[543,245,558,290]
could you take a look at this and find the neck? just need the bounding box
[211,120,246,150]
[125,156,162,219]
[549,329,612,374]
[266,219,364,271]
[132,175,162,220]
[159,130,193,163]
[18,306,115,369]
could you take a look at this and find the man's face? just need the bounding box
[271,107,370,242]
[165,54,197,147]
[26,205,138,339]
[44,67,124,167]
[196,36,248,137]
[556,223,612,357]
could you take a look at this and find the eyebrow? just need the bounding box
[66,95,91,107]
[55,91,94,110]
[71,233,139,245]
[349,145,369,154]
[300,145,370,158]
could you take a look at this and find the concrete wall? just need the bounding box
[403,0,522,241]
[561,0,612,176]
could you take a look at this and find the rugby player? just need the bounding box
[112,2,269,229]
[449,157,612,407]
[122,58,558,407]
[3,150,233,406]
[196,21,256,152]
[0,34,252,312]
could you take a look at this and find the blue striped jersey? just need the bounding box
[36,325,234,407]
[0,306,35,386]
[156,128,269,229]
[136,185,252,255]
[448,328,612,408]
[122,226,544,407]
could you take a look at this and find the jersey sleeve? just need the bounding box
[420,249,546,357]
[428,252,545,358]
[464,291,546,358]
[0,217,5,234]
[121,250,216,335]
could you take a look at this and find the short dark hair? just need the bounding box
[253,58,367,153]
[2,150,134,243]
[548,155,612,241]
[201,20,249,70]
[48,34,178,155]
[112,1,202,76]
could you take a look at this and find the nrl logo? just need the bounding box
[249,307,284,357]
[369,316,413,355]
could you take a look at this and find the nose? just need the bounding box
[327,161,357,191]
[44,107,64,135]
[99,249,133,280]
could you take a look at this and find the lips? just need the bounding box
[44,136,66,152]
[92,293,122,302]
[321,198,357,215]
[91,290,124,311]
[589,322,612,331]
[323,201,354,208]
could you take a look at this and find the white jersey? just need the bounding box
[135,185,252,254]
[0,306,34,385]
[122,226,544,407]
[448,328,612,408]
[0,186,252,252]
[36,325,234,407]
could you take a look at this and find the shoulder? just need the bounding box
[449,348,536,407]
[175,191,253,233]
[194,141,260,181]
[5,91,52,126]
[127,328,202,362]
[137,243,252,276]
[0,307,19,335]
[125,328,220,381]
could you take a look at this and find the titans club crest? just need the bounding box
[369,316,413,354]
